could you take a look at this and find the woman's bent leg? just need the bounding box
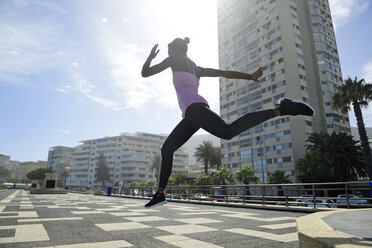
[186,103,277,140]
[158,118,199,189]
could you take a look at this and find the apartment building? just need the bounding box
[217,0,350,182]
[67,132,188,187]
[47,146,75,179]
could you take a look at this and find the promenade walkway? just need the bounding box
[0,189,305,248]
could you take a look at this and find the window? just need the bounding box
[241,150,251,159]
[240,139,251,148]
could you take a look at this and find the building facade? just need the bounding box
[67,132,188,187]
[217,0,350,182]
[47,146,75,179]
[0,154,20,178]
[0,154,11,170]
[15,161,47,180]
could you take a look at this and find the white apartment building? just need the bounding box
[67,132,188,187]
[217,0,350,182]
[47,146,75,179]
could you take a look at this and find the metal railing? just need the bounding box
[112,181,372,210]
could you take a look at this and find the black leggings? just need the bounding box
[158,102,276,188]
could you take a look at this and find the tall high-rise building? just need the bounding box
[217,0,350,182]
[67,132,188,188]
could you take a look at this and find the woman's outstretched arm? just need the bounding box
[199,67,263,82]
[141,44,172,77]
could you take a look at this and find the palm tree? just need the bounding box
[267,170,291,184]
[149,153,161,182]
[145,179,157,187]
[333,77,372,179]
[295,150,334,183]
[129,182,138,187]
[194,140,215,175]
[61,170,70,187]
[267,170,291,196]
[210,147,222,170]
[235,164,259,198]
[170,173,187,185]
[193,174,213,186]
[306,132,368,181]
[212,167,234,185]
[235,164,259,184]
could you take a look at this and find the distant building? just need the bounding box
[15,161,47,180]
[0,154,20,178]
[67,132,188,188]
[9,160,20,178]
[0,154,10,168]
[47,146,75,179]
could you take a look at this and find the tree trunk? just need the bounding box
[204,161,208,175]
[353,102,372,180]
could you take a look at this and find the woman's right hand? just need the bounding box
[148,44,160,60]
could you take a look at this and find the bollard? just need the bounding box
[106,186,112,196]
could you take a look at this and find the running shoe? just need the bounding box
[145,192,167,208]
[275,97,315,116]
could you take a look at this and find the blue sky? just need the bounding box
[0,0,371,162]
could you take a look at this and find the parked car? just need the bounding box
[301,199,338,208]
[191,194,210,201]
[172,194,183,199]
[336,194,368,205]
[295,195,314,202]
[276,202,300,207]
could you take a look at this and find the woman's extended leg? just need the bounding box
[145,118,199,208]
[158,118,199,188]
[185,103,278,140]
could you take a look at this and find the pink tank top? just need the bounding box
[172,62,209,118]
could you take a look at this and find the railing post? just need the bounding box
[188,186,190,201]
[346,183,350,209]
[312,184,316,209]
[243,185,246,205]
[285,186,288,207]
[262,185,266,206]
[225,185,228,204]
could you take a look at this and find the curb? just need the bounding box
[296,210,372,248]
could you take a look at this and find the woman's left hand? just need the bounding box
[149,44,160,60]
[251,67,263,82]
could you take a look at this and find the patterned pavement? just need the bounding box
[0,189,306,248]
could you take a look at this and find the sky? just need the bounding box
[0,0,371,162]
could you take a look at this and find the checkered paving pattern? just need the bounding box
[0,190,305,247]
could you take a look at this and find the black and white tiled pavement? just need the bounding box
[0,189,306,248]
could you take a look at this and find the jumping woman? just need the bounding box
[141,37,314,208]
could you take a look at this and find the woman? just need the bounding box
[141,37,314,208]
